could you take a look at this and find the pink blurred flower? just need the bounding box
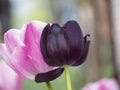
[0,61,22,90]
[82,78,119,90]
[0,21,64,83]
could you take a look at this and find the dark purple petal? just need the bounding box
[41,24,69,66]
[71,34,90,66]
[46,36,65,66]
[40,24,54,65]
[63,20,84,65]
[40,21,90,67]
[35,68,64,83]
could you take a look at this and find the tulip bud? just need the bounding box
[40,20,90,66]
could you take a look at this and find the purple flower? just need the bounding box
[0,61,22,90]
[82,78,120,90]
[0,21,64,83]
[40,20,90,66]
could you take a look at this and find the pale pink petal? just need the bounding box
[20,20,47,42]
[82,83,98,90]
[0,21,57,81]
[22,21,46,45]
[12,46,38,76]
[21,21,50,72]
[0,44,15,69]
[17,21,53,78]
[0,44,34,79]
[13,46,52,74]
[82,78,120,90]
[4,29,24,53]
[98,79,120,90]
[0,61,22,90]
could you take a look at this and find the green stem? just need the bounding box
[64,66,72,90]
[45,82,53,90]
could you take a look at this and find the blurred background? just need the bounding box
[0,0,120,90]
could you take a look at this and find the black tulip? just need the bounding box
[40,20,90,66]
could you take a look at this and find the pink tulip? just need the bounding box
[0,61,22,90]
[0,21,64,83]
[82,78,119,90]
